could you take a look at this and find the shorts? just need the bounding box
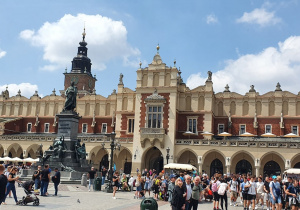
[213,191,220,201]
[230,191,238,198]
[242,192,248,200]
[247,194,256,201]
[264,193,270,201]
[270,195,282,205]
[256,193,263,200]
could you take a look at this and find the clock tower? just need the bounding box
[62,28,97,97]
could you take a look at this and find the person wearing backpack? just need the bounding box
[212,176,221,210]
[240,175,249,210]
[218,178,229,210]
[190,176,202,210]
[245,175,257,210]
[269,176,282,210]
[229,175,239,207]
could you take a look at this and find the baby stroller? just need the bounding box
[17,181,40,206]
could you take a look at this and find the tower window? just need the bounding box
[147,106,162,128]
[101,123,107,134]
[239,125,246,135]
[44,123,50,133]
[27,123,32,133]
[187,117,197,134]
[82,123,88,133]
[128,118,135,133]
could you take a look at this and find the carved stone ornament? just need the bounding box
[144,89,166,103]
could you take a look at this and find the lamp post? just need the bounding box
[166,147,170,164]
[101,132,119,193]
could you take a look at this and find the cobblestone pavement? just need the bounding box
[0,184,258,210]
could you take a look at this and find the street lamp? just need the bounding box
[101,132,120,193]
[166,147,170,164]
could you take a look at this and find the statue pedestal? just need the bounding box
[43,111,91,172]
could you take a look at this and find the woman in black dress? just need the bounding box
[171,178,185,210]
[112,171,119,199]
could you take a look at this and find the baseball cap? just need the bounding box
[170,174,176,179]
[272,175,277,179]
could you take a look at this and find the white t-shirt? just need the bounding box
[230,180,238,192]
[256,181,264,194]
[248,181,257,195]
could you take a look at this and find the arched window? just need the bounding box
[243,101,249,116]
[210,158,223,177]
[269,101,275,116]
[263,160,281,177]
[294,162,300,168]
[186,96,191,111]
[235,159,252,175]
[198,96,205,110]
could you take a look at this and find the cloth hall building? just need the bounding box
[1,32,300,177]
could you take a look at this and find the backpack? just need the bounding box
[272,182,281,197]
[212,182,218,192]
[218,184,226,195]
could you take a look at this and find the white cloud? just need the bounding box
[206,14,218,24]
[0,48,6,58]
[0,83,39,98]
[19,13,141,71]
[236,8,281,27]
[186,36,300,95]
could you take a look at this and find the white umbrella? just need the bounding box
[240,132,255,137]
[201,131,214,136]
[33,158,39,162]
[2,157,12,161]
[23,157,35,162]
[183,131,197,136]
[218,132,232,137]
[11,157,22,162]
[283,133,299,138]
[261,133,276,137]
[0,157,4,161]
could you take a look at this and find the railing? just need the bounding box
[140,128,165,134]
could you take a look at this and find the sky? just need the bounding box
[0,0,300,98]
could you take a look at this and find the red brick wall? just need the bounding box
[79,117,113,134]
[120,114,134,137]
[176,113,204,139]
[64,74,96,98]
[139,93,170,134]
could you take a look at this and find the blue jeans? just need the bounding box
[185,200,191,210]
[40,181,49,196]
[102,176,105,185]
[34,179,40,190]
[54,183,59,196]
[89,179,94,190]
[4,183,18,203]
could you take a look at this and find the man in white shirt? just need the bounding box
[184,175,192,210]
[256,177,264,210]
[229,175,239,206]
[246,175,257,210]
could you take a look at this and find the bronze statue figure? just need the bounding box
[53,136,65,159]
[75,139,86,161]
[63,81,77,112]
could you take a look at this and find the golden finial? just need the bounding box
[156,43,160,53]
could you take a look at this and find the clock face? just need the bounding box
[88,79,93,88]
[71,76,79,85]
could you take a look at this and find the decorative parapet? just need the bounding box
[144,89,166,103]
[140,127,165,148]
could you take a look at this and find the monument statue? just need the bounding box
[75,140,86,161]
[207,71,212,82]
[118,73,124,85]
[53,136,65,159]
[63,81,77,112]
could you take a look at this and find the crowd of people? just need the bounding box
[0,163,61,205]
[97,167,300,210]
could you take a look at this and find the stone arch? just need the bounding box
[230,101,236,115]
[269,101,275,116]
[141,146,163,173]
[89,146,109,170]
[177,149,198,169]
[202,149,226,176]
[7,143,23,158]
[115,148,132,174]
[165,73,171,86]
[260,151,285,176]
[242,101,249,116]
[230,150,255,175]
[186,96,191,111]
[198,96,205,110]
[290,153,300,168]
[122,97,128,111]
[25,144,42,159]
[282,101,288,116]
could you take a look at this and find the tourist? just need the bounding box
[168,174,176,203]
[203,186,213,201]
[134,173,142,199]
[52,168,60,196]
[121,173,128,191]
[87,167,97,192]
[245,175,257,210]
[190,176,202,210]
[4,166,12,198]
[270,176,281,210]
[229,175,239,207]
[285,179,299,210]
[2,167,19,204]
[33,165,42,190]
[40,164,50,196]
[101,167,107,185]
[144,173,151,196]
[0,165,8,205]
[256,176,264,210]
[284,177,293,209]
[218,178,229,210]
[153,176,161,200]
[263,176,271,210]
[171,178,185,210]
[212,176,220,210]
[184,175,193,210]
[128,175,134,191]
[112,171,119,199]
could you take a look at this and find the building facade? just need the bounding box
[1,31,300,176]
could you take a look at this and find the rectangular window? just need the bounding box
[292,126,298,135]
[240,125,246,135]
[265,124,272,133]
[218,124,224,134]
[147,105,162,128]
[44,123,50,133]
[27,123,32,133]
[82,123,87,133]
[101,123,107,133]
[187,118,197,134]
[128,119,135,133]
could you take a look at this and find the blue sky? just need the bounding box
[0,0,300,98]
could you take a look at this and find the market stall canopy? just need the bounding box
[23,157,35,162]
[218,132,232,137]
[284,168,300,174]
[2,157,12,161]
[164,163,197,171]
[283,133,299,138]
[240,132,255,137]
[183,131,197,136]
[11,157,22,162]
[201,131,214,136]
[261,133,276,137]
